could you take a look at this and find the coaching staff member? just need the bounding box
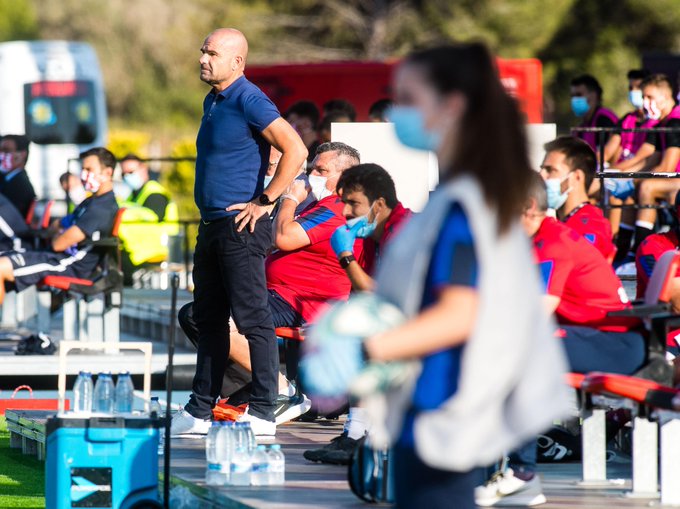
[172,28,307,437]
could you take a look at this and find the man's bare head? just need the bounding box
[199,28,249,91]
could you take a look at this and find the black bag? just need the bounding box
[348,435,395,504]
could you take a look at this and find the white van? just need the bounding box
[0,40,107,200]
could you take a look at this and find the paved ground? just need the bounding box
[167,420,659,509]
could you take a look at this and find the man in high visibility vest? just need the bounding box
[118,153,179,285]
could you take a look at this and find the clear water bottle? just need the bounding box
[251,445,269,486]
[230,423,252,486]
[242,421,257,453]
[72,371,93,414]
[217,422,235,486]
[114,372,134,413]
[205,422,224,486]
[150,397,164,455]
[268,444,285,485]
[93,372,115,414]
[149,396,162,417]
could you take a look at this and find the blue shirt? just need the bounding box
[194,76,280,220]
[399,203,478,446]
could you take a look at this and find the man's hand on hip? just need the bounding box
[227,201,271,233]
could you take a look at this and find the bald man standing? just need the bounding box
[172,28,307,437]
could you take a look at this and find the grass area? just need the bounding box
[0,416,45,509]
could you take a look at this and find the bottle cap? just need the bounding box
[257,445,266,450]
[271,444,281,450]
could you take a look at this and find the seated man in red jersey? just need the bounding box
[635,193,680,355]
[540,136,615,261]
[174,142,366,432]
[303,162,413,465]
[524,172,644,373]
[481,173,646,503]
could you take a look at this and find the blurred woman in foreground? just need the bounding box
[304,42,570,508]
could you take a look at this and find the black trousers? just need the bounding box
[185,215,278,421]
[394,445,482,509]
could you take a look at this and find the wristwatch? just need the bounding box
[339,254,356,269]
[258,193,274,206]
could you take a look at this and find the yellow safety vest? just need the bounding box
[118,180,179,266]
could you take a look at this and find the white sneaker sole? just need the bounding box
[275,396,312,425]
[476,493,546,507]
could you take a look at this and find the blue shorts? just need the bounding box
[560,325,646,374]
[268,290,305,328]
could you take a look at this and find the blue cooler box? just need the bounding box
[46,415,161,509]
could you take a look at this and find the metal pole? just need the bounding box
[163,273,179,509]
[183,222,190,289]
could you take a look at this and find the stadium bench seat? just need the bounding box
[577,372,680,504]
[566,251,680,501]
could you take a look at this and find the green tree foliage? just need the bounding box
[6,0,680,211]
[0,0,39,41]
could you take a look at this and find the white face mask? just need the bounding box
[308,174,332,201]
[644,97,662,120]
[81,169,101,194]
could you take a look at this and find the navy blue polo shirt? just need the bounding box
[195,75,280,220]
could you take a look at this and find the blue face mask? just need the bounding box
[387,106,441,152]
[570,96,590,117]
[123,172,144,191]
[629,90,644,109]
[545,177,571,210]
[346,205,378,238]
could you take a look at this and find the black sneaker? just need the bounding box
[303,432,358,464]
[537,426,581,462]
[15,332,56,355]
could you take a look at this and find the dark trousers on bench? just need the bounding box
[508,325,647,475]
[185,215,278,422]
[178,291,304,404]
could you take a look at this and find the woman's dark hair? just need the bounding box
[336,163,398,208]
[403,43,533,233]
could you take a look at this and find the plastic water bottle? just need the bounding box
[268,444,285,485]
[205,422,224,486]
[241,422,257,453]
[149,396,162,417]
[149,397,164,455]
[230,423,252,486]
[251,445,269,486]
[93,372,115,414]
[114,372,134,413]
[72,371,93,413]
[217,422,234,486]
